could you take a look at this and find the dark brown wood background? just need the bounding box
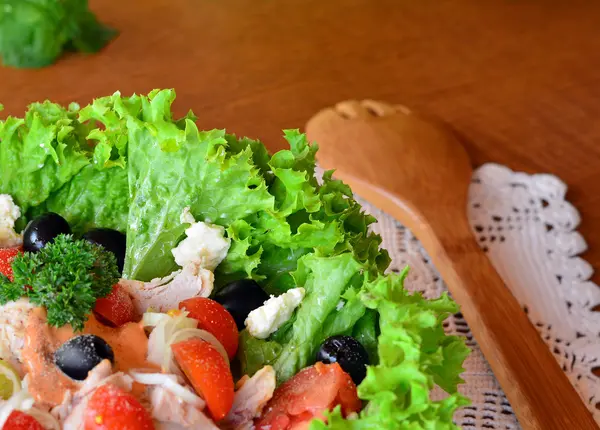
[2,0,600,298]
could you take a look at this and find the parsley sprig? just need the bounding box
[0,234,119,330]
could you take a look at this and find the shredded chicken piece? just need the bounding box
[149,385,218,429]
[0,298,36,373]
[222,366,276,430]
[120,264,213,314]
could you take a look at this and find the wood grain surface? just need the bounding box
[1,0,599,399]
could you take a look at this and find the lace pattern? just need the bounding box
[356,162,600,428]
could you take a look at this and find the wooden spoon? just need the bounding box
[306,100,597,430]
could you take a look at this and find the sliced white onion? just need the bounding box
[146,311,197,366]
[162,328,229,375]
[142,312,170,328]
[129,371,205,409]
[161,377,205,408]
[129,369,178,384]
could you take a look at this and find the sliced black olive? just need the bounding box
[83,228,126,272]
[23,213,71,253]
[316,335,369,384]
[54,334,114,381]
[213,279,269,330]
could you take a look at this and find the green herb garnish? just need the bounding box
[0,234,119,330]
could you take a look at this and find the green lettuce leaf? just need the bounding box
[0,101,93,215]
[114,90,274,281]
[0,0,116,69]
[32,164,129,234]
[237,330,282,377]
[238,253,363,383]
[311,269,470,429]
[352,309,379,365]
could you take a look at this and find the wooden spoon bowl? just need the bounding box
[306,100,597,430]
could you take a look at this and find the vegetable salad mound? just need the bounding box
[0,89,470,428]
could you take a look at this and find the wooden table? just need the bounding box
[2,0,600,294]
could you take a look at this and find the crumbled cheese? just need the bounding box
[172,208,230,271]
[0,195,22,248]
[245,288,305,339]
[180,206,196,225]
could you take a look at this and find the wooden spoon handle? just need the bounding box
[428,228,598,429]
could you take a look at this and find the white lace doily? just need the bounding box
[359,163,600,429]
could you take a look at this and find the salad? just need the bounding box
[0,89,470,429]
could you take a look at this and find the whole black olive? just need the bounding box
[316,335,369,384]
[83,228,126,272]
[54,334,114,381]
[213,279,269,330]
[23,213,71,253]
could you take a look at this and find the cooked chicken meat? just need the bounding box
[222,366,276,430]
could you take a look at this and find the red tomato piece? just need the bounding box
[179,297,239,359]
[171,337,234,421]
[0,246,22,281]
[94,284,135,327]
[85,383,155,430]
[255,362,361,430]
[3,410,44,430]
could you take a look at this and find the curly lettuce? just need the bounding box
[311,269,470,429]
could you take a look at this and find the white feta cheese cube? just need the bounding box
[245,288,306,339]
[171,213,230,271]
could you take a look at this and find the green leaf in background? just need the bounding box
[0,0,116,69]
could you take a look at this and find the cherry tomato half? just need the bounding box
[255,362,361,430]
[179,297,239,359]
[94,284,135,327]
[0,246,22,281]
[172,337,234,421]
[85,383,155,430]
[3,410,44,430]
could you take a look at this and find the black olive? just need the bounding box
[83,228,126,272]
[54,335,114,381]
[23,213,71,253]
[213,279,269,330]
[316,335,369,384]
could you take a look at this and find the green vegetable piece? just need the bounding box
[0,235,119,330]
[0,101,93,215]
[239,253,363,383]
[310,270,470,429]
[0,0,117,68]
[32,164,129,235]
